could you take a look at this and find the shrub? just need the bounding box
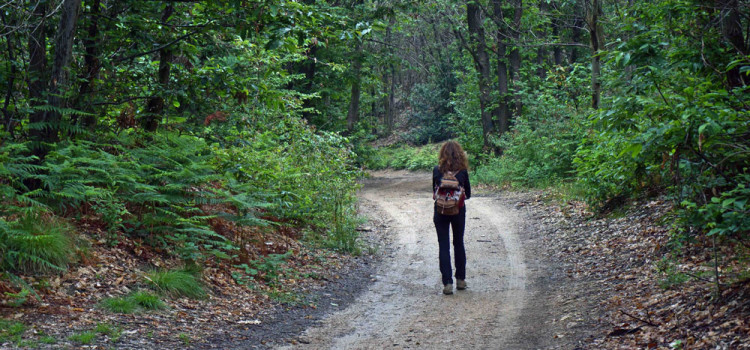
[476,124,582,188]
[211,117,362,250]
[366,144,439,171]
[146,268,206,299]
[404,82,456,145]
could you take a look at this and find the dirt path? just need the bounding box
[279,170,564,349]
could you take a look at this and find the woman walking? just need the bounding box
[432,140,471,295]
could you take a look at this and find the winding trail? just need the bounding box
[279,170,556,349]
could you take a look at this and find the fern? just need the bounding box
[2,131,277,265]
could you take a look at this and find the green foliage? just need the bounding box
[365,144,439,171]
[475,108,585,188]
[39,335,56,344]
[656,257,691,289]
[99,290,165,313]
[0,213,75,274]
[0,319,26,344]
[146,268,206,299]
[0,142,45,216]
[448,62,484,157]
[95,323,122,342]
[99,296,138,314]
[129,290,166,310]
[252,252,292,284]
[574,0,749,214]
[68,331,97,345]
[211,116,362,250]
[404,79,456,145]
[681,175,750,239]
[3,288,30,307]
[1,133,270,263]
[178,333,191,346]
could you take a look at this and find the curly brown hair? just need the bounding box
[438,140,469,173]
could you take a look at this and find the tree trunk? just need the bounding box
[570,2,584,64]
[551,1,564,66]
[27,1,48,151]
[587,0,603,109]
[467,1,494,148]
[537,1,548,79]
[717,0,747,87]
[27,0,81,148]
[346,40,363,132]
[143,3,175,131]
[75,0,102,128]
[493,0,510,135]
[385,14,396,132]
[301,45,318,121]
[1,11,18,135]
[509,0,523,116]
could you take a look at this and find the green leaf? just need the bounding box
[722,198,735,208]
[619,143,643,158]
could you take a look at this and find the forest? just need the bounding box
[0,0,748,348]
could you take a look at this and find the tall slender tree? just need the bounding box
[509,0,523,116]
[586,0,603,109]
[466,1,495,147]
[143,2,175,131]
[493,0,511,135]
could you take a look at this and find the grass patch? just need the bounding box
[178,333,190,346]
[146,268,206,299]
[99,291,166,313]
[130,290,166,310]
[267,288,301,305]
[39,335,57,344]
[68,331,97,345]
[0,319,26,344]
[2,214,76,274]
[99,296,138,313]
[95,323,122,342]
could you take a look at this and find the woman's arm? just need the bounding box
[462,170,471,199]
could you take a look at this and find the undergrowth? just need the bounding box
[0,113,363,296]
[364,144,439,171]
[99,290,165,314]
[145,268,206,299]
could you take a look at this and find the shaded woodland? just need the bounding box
[0,0,748,347]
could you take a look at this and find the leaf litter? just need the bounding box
[511,190,750,349]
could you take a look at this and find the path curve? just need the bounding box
[278,170,555,349]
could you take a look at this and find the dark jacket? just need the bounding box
[432,166,471,205]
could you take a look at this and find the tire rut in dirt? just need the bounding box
[279,171,557,349]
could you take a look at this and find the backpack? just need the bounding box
[434,171,463,215]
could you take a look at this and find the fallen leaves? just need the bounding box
[0,214,372,348]
[519,192,750,349]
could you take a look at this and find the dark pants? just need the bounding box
[433,207,466,285]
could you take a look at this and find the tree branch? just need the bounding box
[619,310,659,327]
[115,29,202,62]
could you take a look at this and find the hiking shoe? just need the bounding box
[456,279,467,290]
[443,284,453,295]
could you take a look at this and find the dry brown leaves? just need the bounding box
[522,193,750,349]
[0,212,359,348]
